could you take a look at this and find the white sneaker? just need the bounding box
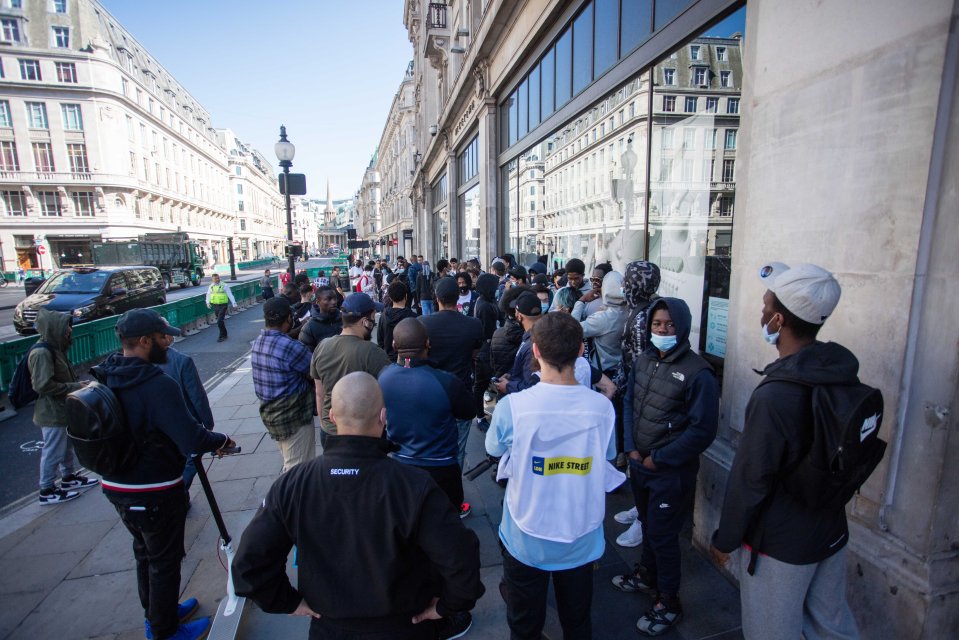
[616,519,644,548]
[614,506,638,524]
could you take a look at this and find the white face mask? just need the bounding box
[762,322,780,346]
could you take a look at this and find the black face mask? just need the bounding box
[459,286,469,294]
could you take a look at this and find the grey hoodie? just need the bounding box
[571,271,627,372]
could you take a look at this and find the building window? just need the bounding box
[719,196,734,216]
[0,100,10,127]
[725,129,738,150]
[0,141,19,170]
[720,70,732,87]
[0,57,4,78]
[693,67,708,86]
[706,97,718,113]
[19,59,42,81]
[38,191,62,216]
[52,26,69,48]
[236,183,243,194]
[239,218,246,230]
[683,127,696,149]
[663,68,675,85]
[727,98,740,114]
[1,19,21,44]
[55,62,77,83]
[1,190,26,216]
[234,166,241,176]
[705,128,717,149]
[722,159,735,182]
[663,96,676,112]
[128,152,136,176]
[33,142,55,172]
[67,143,88,173]
[238,201,245,212]
[61,104,83,130]
[26,102,48,129]
[53,0,67,12]
[685,96,697,112]
[690,45,701,60]
[717,46,727,61]
[72,191,94,216]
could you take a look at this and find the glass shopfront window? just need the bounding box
[431,173,449,259]
[501,5,745,371]
[457,135,481,260]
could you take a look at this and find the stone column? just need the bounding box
[477,96,499,267]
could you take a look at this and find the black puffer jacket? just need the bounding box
[299,307,342,353]
[490,318,524,378]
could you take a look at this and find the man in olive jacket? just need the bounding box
[29,309,98,505]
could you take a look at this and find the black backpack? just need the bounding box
[9,342,54,409]
[66,381,137,476]
[781,381,887,511]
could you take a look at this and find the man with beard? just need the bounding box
[311,293,390,449]
[94,309,235,640]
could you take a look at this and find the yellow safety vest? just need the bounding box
[209,284,229,305]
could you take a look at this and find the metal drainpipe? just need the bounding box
[880,6,958,531]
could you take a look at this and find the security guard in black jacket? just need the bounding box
[232,371,484,640]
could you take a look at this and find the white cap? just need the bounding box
[758,262,841,325]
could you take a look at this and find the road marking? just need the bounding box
[20,440,44,453]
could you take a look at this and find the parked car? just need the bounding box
[13,266,167,335]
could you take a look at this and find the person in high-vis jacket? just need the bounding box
[486,312,623,640]
[205,273,236,342]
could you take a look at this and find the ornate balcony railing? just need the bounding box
[428,2,447,29]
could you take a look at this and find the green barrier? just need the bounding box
[0,274,276,392]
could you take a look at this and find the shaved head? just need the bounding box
[393,318,428,353]
[329,372,385,436]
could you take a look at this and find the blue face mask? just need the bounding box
[541,302,549,314]
[650,334,677,352]
[762,322,780,346]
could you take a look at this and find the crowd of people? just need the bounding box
[28,249,859,640]
[232,252,859,640]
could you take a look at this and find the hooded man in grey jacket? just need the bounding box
[29,309,98,505]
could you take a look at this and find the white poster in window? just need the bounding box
[706,296,729,358]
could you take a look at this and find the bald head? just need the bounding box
[393,318,428,356]
[329,372,385,437]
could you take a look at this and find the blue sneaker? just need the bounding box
[144,599,200,639]
[169,618,211,640]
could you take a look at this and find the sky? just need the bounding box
[100,0,413,201]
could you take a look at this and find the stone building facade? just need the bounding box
[402,1,959,636]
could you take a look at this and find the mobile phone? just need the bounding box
[221,445,242,455]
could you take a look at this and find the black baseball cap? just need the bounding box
[116,308,181,338]
[263,296,292,324]
[511,291,543,317]
[434,276,460,301]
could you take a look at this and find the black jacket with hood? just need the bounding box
[624,298,719,468]
[490,318,524,378]
[299,306,343,353]
[232,436,484,631]
[472,274,502,343]
[93,353,226,492]
[377,305,418,361]
[712,341,858,565]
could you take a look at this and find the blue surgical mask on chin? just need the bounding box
[650,334,677,352]
[762,322,780,346]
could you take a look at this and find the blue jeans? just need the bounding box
[455,418,473,470]
[39,426,78,490]
[419,300,435,316]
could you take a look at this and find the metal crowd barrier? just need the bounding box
[0,275,276,393]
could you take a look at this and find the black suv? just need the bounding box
[13,266,166,335]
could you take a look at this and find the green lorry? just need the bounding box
[91,232,205,289]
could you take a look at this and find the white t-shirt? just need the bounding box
[457,292,472,315]
[348,265,363,288]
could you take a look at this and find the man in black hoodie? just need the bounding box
[377,280,418,362]
[233,371,484,640]
[299,285,342,353]
[712,262,858,640]
[611,297,719,636]
[471,273,501,430]
[95,309,235,640]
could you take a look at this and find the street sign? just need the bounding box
[279,173,307,196]
[36,245,46,255]
[348,240,370,249]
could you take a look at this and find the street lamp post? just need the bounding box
[275,125,296,277]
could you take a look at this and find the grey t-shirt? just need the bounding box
[310,334,390,434]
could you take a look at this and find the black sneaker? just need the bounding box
[60,473,99,491]
[611,564,656,594]
[636,597,683,636]
[436,611,472,639]
[39,488,80,506]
